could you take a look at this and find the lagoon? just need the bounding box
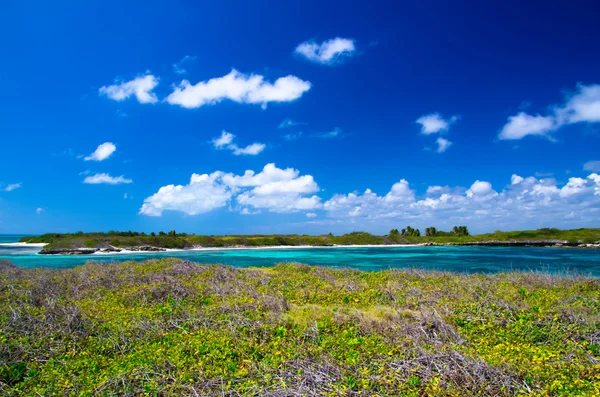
[2,234,600,275]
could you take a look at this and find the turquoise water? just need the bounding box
[1,235,599,276]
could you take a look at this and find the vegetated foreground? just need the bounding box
[0,259,599,396]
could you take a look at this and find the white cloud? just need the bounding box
[172,55,197,74]
[166,69,311,109]
[499,83,600,140]
[140,172,233,216]
[322,173,600,231]
[584,160,600,172]
[138,161,600,230]
[211,131,265,156]
[1,183,21,192]
[555,83,600,124]
[212,131,235,149]
[559,177,588,198]
[83,173,132,185]
[99,73,159,104]
[230,143,266,156]
[416,113,458,135]
[466,180,495,197]
[84,142,116,161]
[436,137,452,153]
[511,174,524,185]
[498,112,556,140]
[36,208,43,214]
[295,37,356,64]
[140,163,321,216]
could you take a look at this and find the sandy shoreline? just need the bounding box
[89,244,425,256]
[0,242,48,247]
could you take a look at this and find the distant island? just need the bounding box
[19,227,600,255]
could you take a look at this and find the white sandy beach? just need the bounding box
[89,244,425,256]
[0,242,48,247]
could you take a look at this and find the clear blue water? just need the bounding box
[1,235,599,276]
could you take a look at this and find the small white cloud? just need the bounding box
[212,131,235,149]
[230,143,266,156]
[36,207,43,214]
[435,137,452,153]
[99,73,159,104]
[306,212,317,218]
[2,183,22,192]
[498,112,555,140]
[84,142,116,161]
[83,173,132,185]
[172,55,197,74]
[211,131,265,156]
[295,37,356,64]
[166,69,311,109]
[466,180,494,197]
[584,160,600,172]
[416,113,459,135]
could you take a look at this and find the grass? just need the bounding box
[19,228,600,253]
[1,258,599,396]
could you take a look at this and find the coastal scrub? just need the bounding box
[0,259,599,395]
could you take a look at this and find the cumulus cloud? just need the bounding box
[584,160,600,172]
[138,162,600,231]
[84,142,116,161]
[295,37,356,64]
[466,180,495,197]
[99,73,159,104]
[165,69,311,109]
[140,164,321,216]
[436,137,452,153]
[36,207,43,214]
[499,83,600,140]
[322,172,600,231]
[83,173,132,185]
[416,113,459,134]
[1,183,21,192]
[211,131,265,156]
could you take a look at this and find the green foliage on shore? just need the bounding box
[20,228,600,252]
[0,259,598,396]
[21,231,399,252]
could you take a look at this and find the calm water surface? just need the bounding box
[1,235,599,276]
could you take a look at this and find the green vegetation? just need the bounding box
[20,228,600,253]
[402,227,600,245]
[0,259,598,396]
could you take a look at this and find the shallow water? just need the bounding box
[1,235,599,276]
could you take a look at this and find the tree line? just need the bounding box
[389,225,470,239]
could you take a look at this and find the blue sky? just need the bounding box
[1,0,600,234]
